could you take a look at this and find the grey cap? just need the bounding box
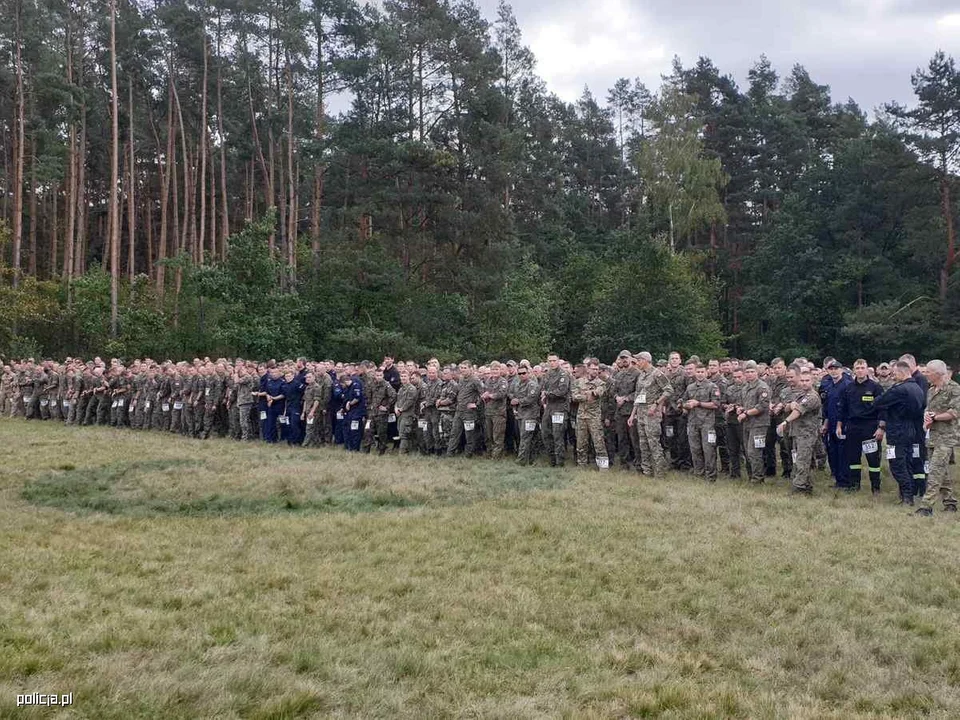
[742,360,758,370]
[634,351,652,362]
[617,349,632,359]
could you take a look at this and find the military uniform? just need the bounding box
[362,376,396,454]
[515,377,541,465]
[236,374,257,442]
[921,380,960,512]
[741,378,771,483]
[483,374,509,460]
[612,365,640,468]
[437,378,459,447]
[572,375,608,468]
[788,388,822,493]
[395,381,420,454]
[633,367,674,477]
[421,377,442,455]
[540,367,572,467]
[200,374,224,439]
[446,375,483,457]
[681,378,722,481]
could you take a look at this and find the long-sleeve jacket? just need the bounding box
[515,378,541,421]
[838,377,884,429]
[874,380,924,446]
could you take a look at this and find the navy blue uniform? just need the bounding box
[281,371,307,445]
[911,370,929,497]
[331,379,345,445]
[342,378,366,451]
[838,377,884,491]
[821,374,852,487]
[263,375,286,444]
[874,380,925,502]
[257,373,270,440]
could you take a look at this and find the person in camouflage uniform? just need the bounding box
[571,360,608,469]
[778,368,822,494]
[482,360,509,460]
[736,360,772,484]
[436,366,458,449]
[539,354,572,467]
[420,364,442,455]
[200,366,225,439]
[362,367,396,454]
[446,362,483,458]
[917,360,960,516]
[512,365,540,465]
[628,352,674,477]
[680,363,722,482]
[395,369,421,454]
[611,351,640,469]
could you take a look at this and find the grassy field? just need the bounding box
[1,420,960,719]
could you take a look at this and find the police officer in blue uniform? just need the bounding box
[874,360,925,505]
[281,368,307,445]
[257,366,270,440]
[341,371,366,451]
[836,359,884,493]
[820,360,852,488]
[262,366,286,444]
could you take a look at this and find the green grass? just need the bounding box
[1,419,960,718]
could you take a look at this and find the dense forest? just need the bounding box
[0,0,958,363]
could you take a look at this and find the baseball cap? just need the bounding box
[617,350,632,359]
[827,360,843,369]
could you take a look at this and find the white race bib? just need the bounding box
[886,446,896,460]
[174,402,183,410]
[924,461,931,474]
[336,411,344,420]
[418,419,427,430]
[707,431,716,444]
[62,400,69,408]
[350,420,360,431]
[118,399,124,407]
[524,420,537,432]
[260,411,267,420]
[464,420,476,431]
[162,403,170,412]
[912,444,921,458]
[130,402,137,411]
[636,393,647,405]
[145,401,151,410]
[279,416,289,425]
[926,429,931,440]
[596,456,610,469]
[666,426,674,438]
[40,399,49,407]
[753,435,766,449]
[792,450,798,464]
[111,400,118,409]
[388,413,396,422]
[307,417,314,425]
[205,388,210,397]
[551,413,565,425]
[365,420,371,430]
[24,396,32,404]
[862,440,878,455]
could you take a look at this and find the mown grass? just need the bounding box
[1,419,960,718]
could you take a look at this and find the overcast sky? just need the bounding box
[478,0,960,113]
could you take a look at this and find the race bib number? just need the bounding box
[464,421,476,431]
[130,402,136,412]
[279,416,289,425]
[596,456,610,469]
[551,413,565,425]
[388,413,396,423]
[753,435,766,450]
[524,420,537,432]
[926,429,930,441]
[205,388,210,397]
[174,402,183,410]
[24,396,32,404]
[912,444,921,459]
[145,401,151,410]
[40,399,49,407]
[707,431,716,445]
[862,440,878,455]
[306,417,314,425]
[336,411,344,420]
[418,419,427,430]
[62,400,69,408]
[111,400,117,409]
[365,420,372,430]
[636,393,647,405]
[886,446,896,460]
[792,450,798,464]
[162,403,170,412]
[666,426,674,438]
[117,399,124,407]
[924,461,931,475]
[260,411,267,421]
[350,420,360,431]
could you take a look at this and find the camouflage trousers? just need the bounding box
[791,432,818,492]
[920,444,958,511]
[517,416,539,465]
[576,413,608,468]
[422,408,441,454]
[169,400,184,434]
[398,413,418,454]
[238,404,255,442]
[446,412,479,457]
[636,408,667,476]
[485,412,507,459]
[688,421,718,481]
[228,403,241,440]
[614,413,639,469]
[362,414,390,453]
[744,422,767,483]
[302,411,322,446]
[541,407,568,466]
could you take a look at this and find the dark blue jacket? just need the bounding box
[264,375,286,414]
[874,380,924,445]
[342,379,365,420]
[282,374,306,413]
[838,377,884,428]
[258,373,269,411]
[820,374,852,424]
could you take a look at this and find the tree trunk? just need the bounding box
[12,0,25,287]
[217,10,229,259]
[109,0,120,336]
[286,50,296,286]
[199,29,208,263]
[941,175,956,301]
[157,77,174,300]
[28,145,37,276]
[50,183,58,278]
[127,81,136,282]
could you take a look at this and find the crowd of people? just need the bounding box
[1,351,958,514]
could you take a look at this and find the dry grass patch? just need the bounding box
[1,419,960,718]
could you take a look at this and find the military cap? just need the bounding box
[742,360,758,370]
[877,362,890,370]
[827,360,843,369]
[617,349,632,359]
[633,351,652,362]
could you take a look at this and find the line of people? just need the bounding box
[1,350,957,514]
